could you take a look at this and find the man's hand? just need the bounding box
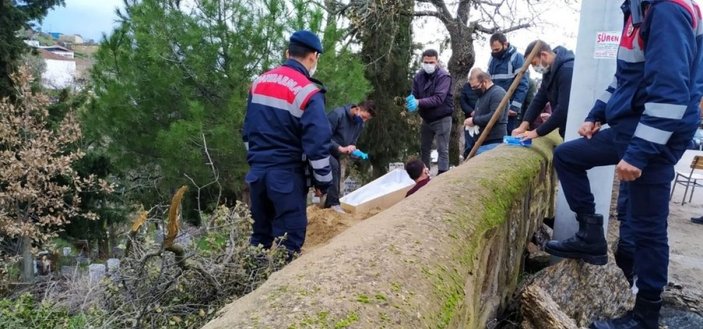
[512,126,526,137]
[463,117,474,127]
[314,187,326,197]
[508,110,518,117]
[578,121,601,139]
[338,145,356,154]
[540,112,551,121]
[616,159,641,181]
[521,130,539,141]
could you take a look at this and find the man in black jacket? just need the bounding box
[325,100,376,213]
[512,41,574,140]
[460,75,479,159]
[463,68,508,155]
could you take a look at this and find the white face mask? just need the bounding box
[533,57,548,74]
[422,63,436,74]
[309,62,317,77]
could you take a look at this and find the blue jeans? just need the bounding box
[476,142,500,155]
[554,128,674,300]
[463,130,476,159]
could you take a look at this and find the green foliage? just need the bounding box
[85,0,371,211]
[0,293,93,329]
[355,0,418,177]
[0,0,65,98]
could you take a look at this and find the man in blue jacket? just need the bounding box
[512,41,574,140]
[543,1,703,328]
[488,32,529,134]
[325,100,376,213]
[242,30,333,257]
[406,49,454,175]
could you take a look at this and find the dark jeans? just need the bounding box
[507,115,519,135]
[246,167,308,253]
[421,116,451,172]
[554,128,673,300]
[463,129,476,159]
[324,155,341,207]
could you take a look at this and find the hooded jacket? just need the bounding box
[522,46,575,137]
[412,67,454,123]
[488,45,530,113]
[327,104,364,158]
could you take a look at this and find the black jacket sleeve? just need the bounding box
[536,65,573,136]
[460,84,478,118]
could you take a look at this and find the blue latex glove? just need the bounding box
[351,149,369,160]
[405,95,418,112]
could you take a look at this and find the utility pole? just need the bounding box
[553,1,622,244]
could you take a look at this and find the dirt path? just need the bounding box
[667,188,703,294]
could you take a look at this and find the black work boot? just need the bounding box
[614,249,634,287]
[544,213,608,265]
[589,296,661,329]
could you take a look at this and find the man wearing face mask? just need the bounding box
[325,100,376,213]
[242,30,332,257]
[463,68,509,154]
[543,1,703,328]
[487,32,530,134]
[406,49,454,175]
[511,41,575,141]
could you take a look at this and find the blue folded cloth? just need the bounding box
[503,135,532,147]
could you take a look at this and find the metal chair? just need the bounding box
[670,154,703,205]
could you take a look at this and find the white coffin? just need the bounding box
[340,168,415,214]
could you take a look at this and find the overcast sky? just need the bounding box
[40,0,125,41]
[40,0,581,68]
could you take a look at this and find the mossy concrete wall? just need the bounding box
[204,135,559,329]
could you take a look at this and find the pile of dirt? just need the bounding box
[303,206,382,251]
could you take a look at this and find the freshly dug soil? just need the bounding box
[303,206,380,251]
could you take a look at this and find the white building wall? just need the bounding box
[42,59,77,89]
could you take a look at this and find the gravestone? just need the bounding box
[88,264,106,283]
[106,258,120,273]
[388,162,404,172]
[342,176,360,196]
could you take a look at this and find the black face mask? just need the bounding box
[491,47,507,59]
[471,84,484,96]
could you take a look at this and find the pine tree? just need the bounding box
[85,0,371,213]
[353,0,417,177]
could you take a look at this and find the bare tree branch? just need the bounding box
[414,10,443,19]
[474,22,531,34]
[426,0,454,23]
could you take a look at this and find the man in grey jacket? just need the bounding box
[463,68,508,155]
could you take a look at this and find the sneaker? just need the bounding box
[331,205,346,214]
[692,216,703,224]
